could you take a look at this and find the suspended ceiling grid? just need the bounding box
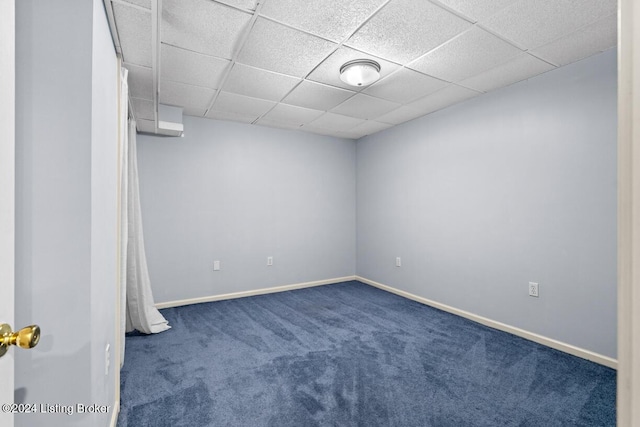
[109,0,617,139]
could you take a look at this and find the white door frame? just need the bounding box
[0,0,15,426]
[617,0,640,425]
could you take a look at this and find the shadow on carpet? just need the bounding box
[117,281,615,426]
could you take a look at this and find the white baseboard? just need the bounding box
[357,276,618,370]
[109,399,120,427]
[155,276,357,309]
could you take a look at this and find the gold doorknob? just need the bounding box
[0,323,41,358]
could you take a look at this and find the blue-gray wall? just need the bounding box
[15,1,118,425]
[137,118,357,303]
[357,50,617,358]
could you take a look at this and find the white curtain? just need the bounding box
[125,119,171,335]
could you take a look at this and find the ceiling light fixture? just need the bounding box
[339,59,381,87]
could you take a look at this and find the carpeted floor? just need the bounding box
[117,281,616,426]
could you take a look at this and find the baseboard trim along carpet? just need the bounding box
[356,276,617,369]
[155,276,357,309]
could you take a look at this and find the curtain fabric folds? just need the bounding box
[119,67,129,365]
[124,119,171,335]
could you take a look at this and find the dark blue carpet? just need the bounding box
[117,281,616,426]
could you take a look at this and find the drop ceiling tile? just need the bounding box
[307,112,365,132]
[205,110,256,123]
[282,80,355,111]
[363,68,448,103]
[255,119,302,130]
[307,46,400,91]
[408,84,480,114]
[408,27,522,82]
[260,103,324,126]
[331,93,401,120]
[118,0,151,10]
[183,106,207,117]
[375,106,426,125]
[433,0,518,22]
[260,0,386,42]
[531,14,616,67]
[482,0,617,49]
[162,0,252,59]
[211,91,277,118]
[136,119,156,133]
[458,53,555,92]
[131,98,155,120]
[223,64,301,101]
[162,44,230,89]
[113,3,152,67]
[302,126,349,139]
[218,0,257,11]
[349,120,393,136]
[125,63,153,100]
[346,0,472,64]
[238,18,338,78]
[159,80,216,111]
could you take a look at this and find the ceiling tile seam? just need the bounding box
[473,22,530,51]
[250,0,395,126]
[111,0,151,13]
[161,41,233,62]
[151,0,161,131]
[524,51,560,68]
[104,0,123,56]
[203,0,267,117]
[426,0,476,24]
[211,0,256,14]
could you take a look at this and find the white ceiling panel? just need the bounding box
[136,119,156,133]
[162,44,230,89]
[459,53,556,92]
[218,0,257,11]
[408,27,522,82]
[211,91,277,118]
[349,120,393,136]
[433,0,518,22]
[363,67,448,104]
[117,0,151,10]
[408,84,480,114]
[183,106,207,117]
[259,0,387,42]
[346,0,472,64]
[255,119,302,130]
[283,80,355,111]
[222,63,301,101]
[531,14,616,67]
[331,93,401,120]
[159,80,216,111]
[205,110,257,123]
[125,63,153,100]
[237,18,338,77]
[113,2,152,67]
[482,0,617,49]
[375,106,427,124]
[307,46,400,91]
[307,112,365,132]
[260,103,325,126]
[162,0,252,59]
[131,98,155,120]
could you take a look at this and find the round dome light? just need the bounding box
[339,59,381,87]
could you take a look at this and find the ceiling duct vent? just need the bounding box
[157,104,184,137]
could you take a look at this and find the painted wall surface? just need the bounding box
[137,118,357,304]
[356,50,617,358]
[15,1,118,426]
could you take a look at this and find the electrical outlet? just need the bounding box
[529,282,539,297]
[396,257,401,267]
[267,256,273,266]
[213,260,220,271]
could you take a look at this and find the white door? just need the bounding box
[0,0,15,426]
